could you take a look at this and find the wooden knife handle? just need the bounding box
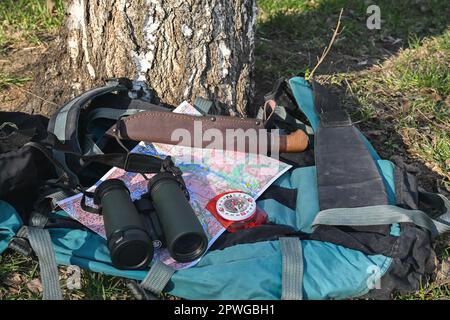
[278,130,309,153]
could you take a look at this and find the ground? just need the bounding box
[0,0,449,300]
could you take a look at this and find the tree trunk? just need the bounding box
[34,0,257,117]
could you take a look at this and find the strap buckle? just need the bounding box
[8,235,33,256]
[0,122,19,139]
[160,156,189,200]
[8,226,32,256]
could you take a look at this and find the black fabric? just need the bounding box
[313,80,389,210]
[392,156,420,210]
[310,225,398,256]
[312,81,341,114]
[0,112,56,221]
[315,125,389,210]
[318,110,352,127]
[210,223,309,251]
[44,215,89,230]
[312,80,351,127]
[279,147,315,168]
[0,125,35,153]
[418,189,448,219]
[363,224,435,299]
[0,112,48,147]
[259,185,298,211]
[313,80,391,239]
[81,152,164,174]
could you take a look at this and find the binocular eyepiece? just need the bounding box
[94,171,207,270]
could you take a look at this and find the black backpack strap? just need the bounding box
[47,78,135,183]
[48,78,132,154]
[311,80,393,250]
[312,80,389,210]
[47,78,170,184]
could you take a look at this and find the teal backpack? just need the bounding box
[1,76,449,300]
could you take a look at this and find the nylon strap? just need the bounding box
[86,108,147,123]
[280,237,303,300]
[49,83,129,182]
[432,193,450,235]
[26,227,63,300]
[312,203,450,238]
[140,260,175,295]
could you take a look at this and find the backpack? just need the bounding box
[0,112,56,221]
[0,76,449,300]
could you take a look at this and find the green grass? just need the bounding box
[391,33,450,96]
[256,0,450,77]
[0,73,32,88]
[344,30,450,180]
[0,0,64,48]
[0,252,132,300]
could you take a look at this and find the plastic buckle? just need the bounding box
[161,157,189,199]
[0,122,18,139]
[160,156,175,173]
[8,236,33,256]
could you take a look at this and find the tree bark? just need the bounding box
[34,0,257,117]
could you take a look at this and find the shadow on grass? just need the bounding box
[254,0,449,106]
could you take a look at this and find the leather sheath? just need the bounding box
[111,111,283,154]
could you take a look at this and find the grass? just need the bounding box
[0,252,132,300]
[0,0,64,48]
[0,0,449,300]
[256,0,450,77]
[0,74,32,88]
[341,31,450,183]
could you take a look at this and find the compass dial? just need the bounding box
[215,192,256,221]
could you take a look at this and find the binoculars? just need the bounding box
[93,170,208,270]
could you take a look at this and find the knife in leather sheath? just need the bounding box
[109,110,308,154]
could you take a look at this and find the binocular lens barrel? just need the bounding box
[148,173,208,263]
[95,179,153,270]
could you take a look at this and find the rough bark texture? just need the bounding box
[33,0,257,117]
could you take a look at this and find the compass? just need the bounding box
[206,191,267,232]
[215,191,257,222]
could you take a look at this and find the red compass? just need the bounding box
[206,191,267,232]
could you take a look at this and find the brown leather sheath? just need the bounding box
[111,110,308,154]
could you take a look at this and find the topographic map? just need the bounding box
[58,102,291,269]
